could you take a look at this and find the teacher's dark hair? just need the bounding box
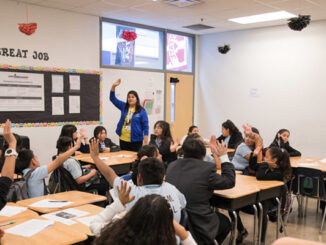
[125,90,142,113]
[94,194,176,245]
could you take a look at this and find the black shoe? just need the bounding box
[236,229,248,244]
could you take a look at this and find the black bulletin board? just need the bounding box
[0,66,101,125]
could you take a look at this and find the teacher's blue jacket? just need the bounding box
[110,91,149,142]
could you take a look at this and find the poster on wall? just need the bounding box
[0,71,44,111]
[115,25,136,66]
[166,33,188,71]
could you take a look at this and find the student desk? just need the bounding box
[212,175,284,245]
[290,156,326,172]
[1,216,87,245]
[212,175,260,245]
[74,151,137,175]
[0,203,38,224]
[49,204,104,236]
[17,191,107,214]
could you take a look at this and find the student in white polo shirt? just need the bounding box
[88,139,186,222]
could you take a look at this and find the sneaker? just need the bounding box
[236,229,248,244]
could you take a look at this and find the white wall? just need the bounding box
[196,20,326,157]
[0,0,165,164]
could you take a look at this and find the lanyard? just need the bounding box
[127,109,133,123]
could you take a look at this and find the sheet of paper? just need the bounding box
[116,154,135,158]
[69,75,80,91]
[76,215,97,227]
[29,199,73,209]
[51,75,64,93]
[69,96,80,114]
[42,208,89,225]
[298,163,320,167]
[42,213,76,225]
[320,158,326,163]
[0,206,27,217]
[52,97,64,115]
[5,219,54,237]
[0,71,45,111]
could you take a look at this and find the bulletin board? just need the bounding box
[0,64,102,127]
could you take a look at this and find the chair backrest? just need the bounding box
[48,166,85,194]
[296,167,325,198]
[180,208,194,233]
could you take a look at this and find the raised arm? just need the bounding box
[47,136,83,173]
[90,139,118,186]
[209,140,235,189]
[1,120,17,180]
[110,79,125,110]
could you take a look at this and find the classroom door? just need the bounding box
[165,73,194,140]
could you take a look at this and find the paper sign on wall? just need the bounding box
[69,96,80,114]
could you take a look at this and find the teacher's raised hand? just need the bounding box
[111,78,121,91]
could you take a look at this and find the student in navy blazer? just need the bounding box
[110,79,149,152]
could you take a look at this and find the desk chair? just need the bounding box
[291,167,326,233]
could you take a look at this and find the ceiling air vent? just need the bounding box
[183,24,214,31]
[163,0,202,8]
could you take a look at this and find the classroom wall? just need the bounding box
[0,0,165,164]
[196,20,326,157]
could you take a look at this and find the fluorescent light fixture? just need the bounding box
[229,11,296,24]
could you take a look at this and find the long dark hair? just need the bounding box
[268,147,292,182]
[154,121,173,143]
[94,194,176,245]
[125,90,142,113]
[273,129,290,142]
[59,125,77,146]
[60,125,77,139]
[131,145,158,185]
[222,120,240,135]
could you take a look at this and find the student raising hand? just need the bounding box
[117,180,135,206]
[3,119,16,149]
[90,138,100,157]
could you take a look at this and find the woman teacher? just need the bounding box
[110,79,149,152]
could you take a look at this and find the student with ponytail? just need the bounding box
[232,130,292,244]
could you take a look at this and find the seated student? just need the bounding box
[56,136,109,195]
[180,125,199,145]
[89,139,186,222]
[0,120,16,210]
[59,125,89,154]
[149,120,178,164]
[14,136,82,198]
[234,144,291,245]
[91,126,120,153]
[232,125,262,172]
[269,129,301,157]
[217,120,243,149]
[166,137,235,245]
[93,192,196,245]
[130,144,162,185]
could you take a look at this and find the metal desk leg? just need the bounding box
[230,211,238,245]
[258,202,263,245]
[276,197,281,239]
[253,204,258,245]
